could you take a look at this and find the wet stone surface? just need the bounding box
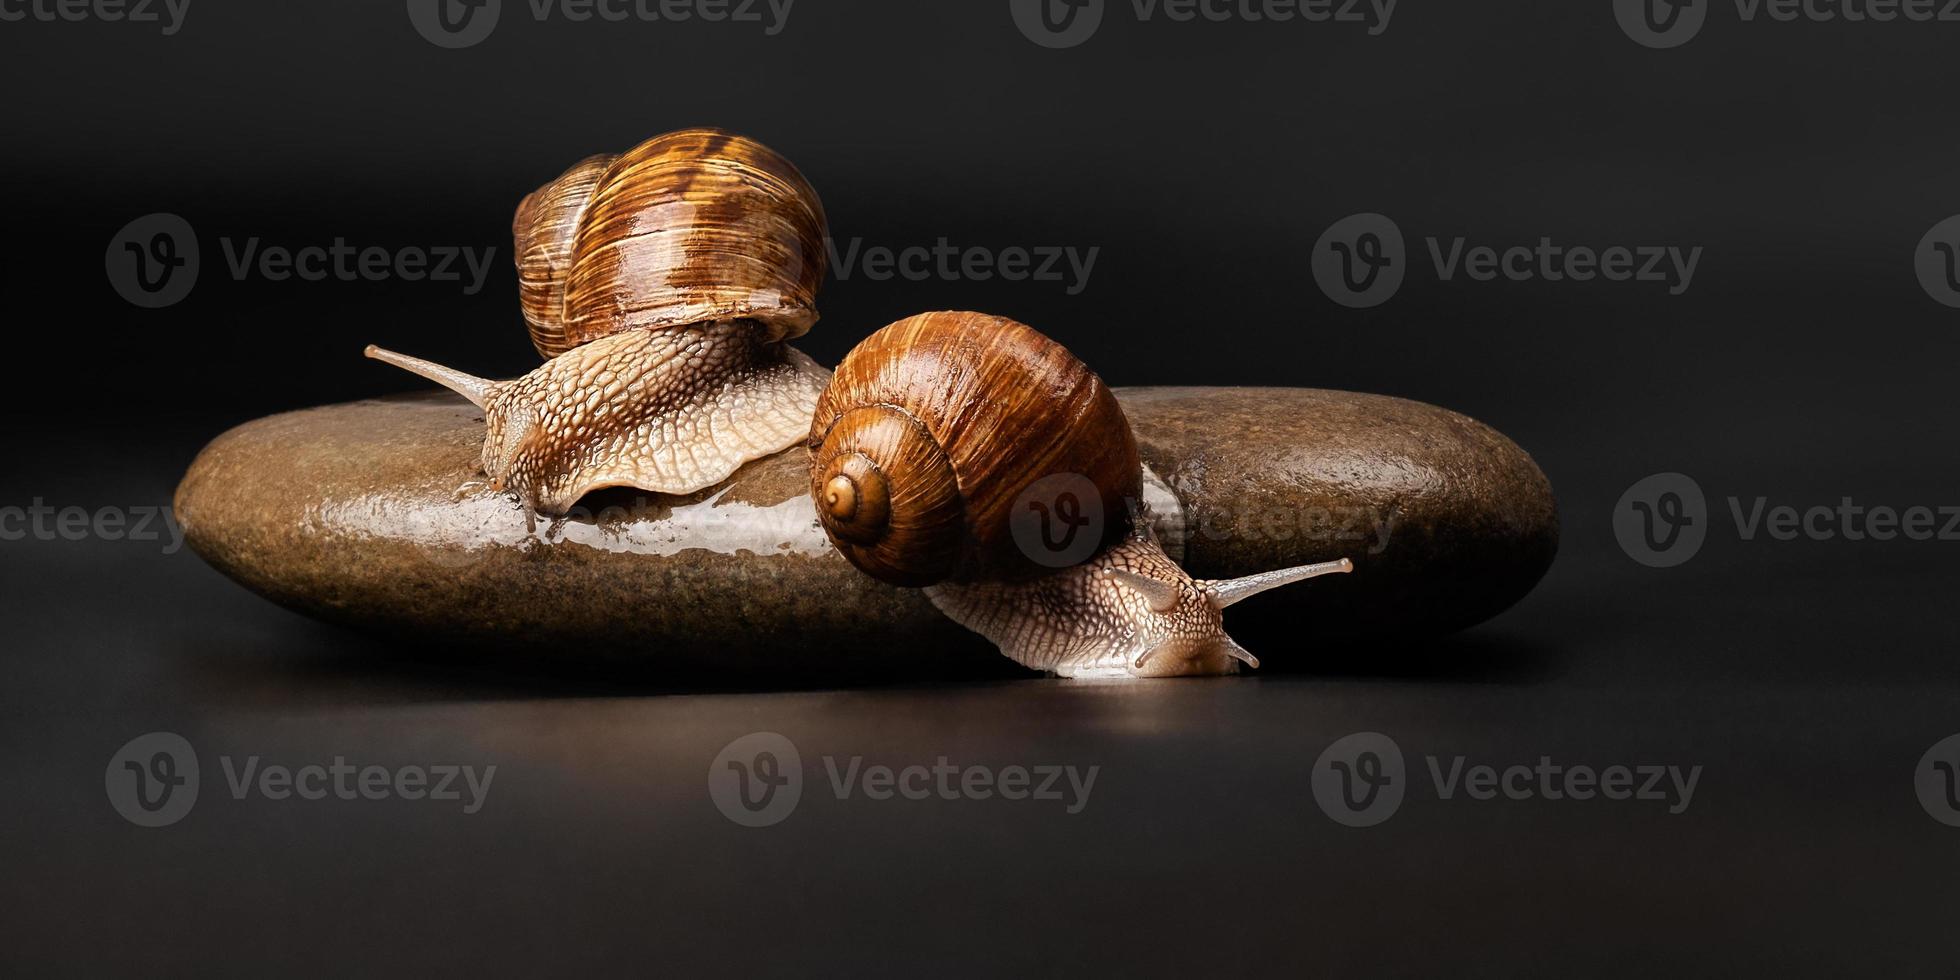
[174,387,1558,681]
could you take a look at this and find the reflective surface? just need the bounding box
[5,514,1958,973]
[8,0,1960,971]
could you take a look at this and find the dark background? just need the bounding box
[5,0,1960,974]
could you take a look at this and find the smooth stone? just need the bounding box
[174,388,1556,681]
[1121,387,1558,645]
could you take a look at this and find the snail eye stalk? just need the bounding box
[1201,558,1354,610]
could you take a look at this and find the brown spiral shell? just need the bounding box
[807,312,1142,587]
[512,128,828,360]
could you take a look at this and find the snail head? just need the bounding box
[925,530,1355,679]
[363,345,536,503]
[1100,546,1357,679]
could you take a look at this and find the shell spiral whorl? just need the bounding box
[807,312,1141,588]
[810,405,964,586]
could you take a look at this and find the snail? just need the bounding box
[364,128,831,515]
[807,311,1355,679]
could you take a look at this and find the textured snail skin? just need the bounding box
[927,530,1352,678]
[370,128,829,514]
[370,322,828,514]
[808,311,1355,678]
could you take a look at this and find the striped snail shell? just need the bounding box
[808,311,1356,679]
[366,128,831,516]
[513,128,827,358]
[807,311,1141,588]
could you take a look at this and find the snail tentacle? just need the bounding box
[363,346,496,410]
[1199,558,1355,610]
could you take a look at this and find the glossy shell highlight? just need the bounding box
[807,311,1142,587]
[513,128,828,359]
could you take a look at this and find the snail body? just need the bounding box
[808,312,1354,678]
[367,322,826,514]
[367,128,829,515]
[928,530,1353,678]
